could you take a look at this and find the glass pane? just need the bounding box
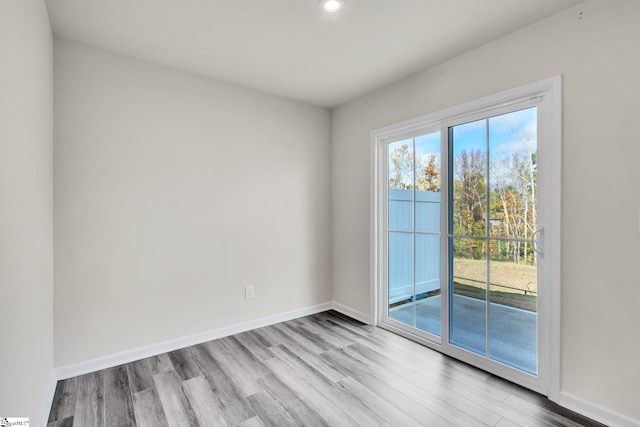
[415,132,441,233]
[488,108,537,241]
[450,237,486,356]
[388,139,414,232]
[486,107,538,374]
[388,232,414,327]
[415,233,441,336]
[489,256,538,374]
[451,120,487,237]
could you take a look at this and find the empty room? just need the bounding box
[1,0,639,426]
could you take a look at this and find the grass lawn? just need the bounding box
[452,258,537,312]
[452,282,537,312]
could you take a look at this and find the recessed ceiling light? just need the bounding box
[321,0,343,13]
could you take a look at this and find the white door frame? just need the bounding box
[370,75,562,400]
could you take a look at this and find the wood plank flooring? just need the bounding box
[48,311,604,426]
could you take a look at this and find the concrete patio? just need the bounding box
[389,294,537,374]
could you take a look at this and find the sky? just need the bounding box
[388,106,537,188]
[452,107,537,158]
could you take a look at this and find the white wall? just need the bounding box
[54,39,332,367]
[332,0,640,424]
[0,0,54,424]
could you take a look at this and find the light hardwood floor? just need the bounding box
[47,311,603,426]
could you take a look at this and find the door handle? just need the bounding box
[532,228,544,255]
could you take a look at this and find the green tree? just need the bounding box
[453,149,486,258]
[488,128,537,264]
[417,153,440,192]
[389,144,415,190]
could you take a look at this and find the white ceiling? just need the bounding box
[45,0,584,107]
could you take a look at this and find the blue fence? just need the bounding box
[388,189,441,303]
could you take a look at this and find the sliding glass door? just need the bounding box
[375,77,561,394]
[449,107,539,375]
[387,132,441,338]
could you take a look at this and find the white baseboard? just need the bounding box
[54,301,333,381]
[560,391,640,427]
[330,301,640,427]
[39,372,57,427]
[44,301,364,423]
[331,302,371,325]
[42,302,639,427]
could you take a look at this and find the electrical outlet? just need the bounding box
[245,285,255,300]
